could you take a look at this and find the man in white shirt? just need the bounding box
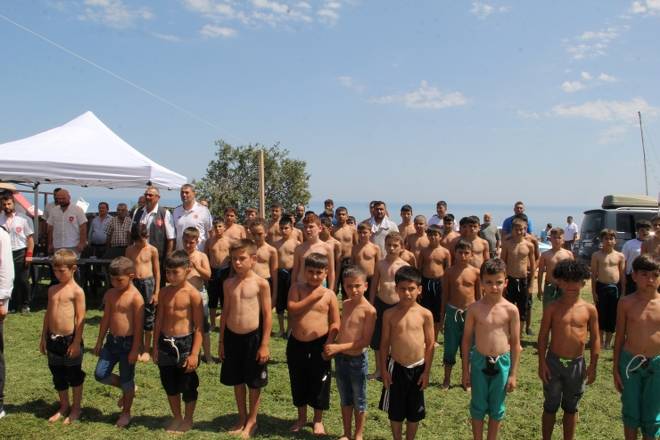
[172,184,212,251]
[0,225,14,418]
[428,200,459,232]
[564,215,579,251]
[46,189,87,255]
[369,201,399,257]
[621,220,651,295]
[0,196,34,312]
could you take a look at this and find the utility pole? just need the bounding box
[638,111,649,196]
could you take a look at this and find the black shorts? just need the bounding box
[157,333,199,402]
[209,266,231,309]
[220,327,268,389]
[596,281,620,333]
[370,297,397,350]
[47,333,86,390]
[379,359,426,423]
[276,268,292,315]
[286,334,331,410]
[420,277,442,322]
[133,277,156,331]
[337,257,352,297]
[505,276,529,321]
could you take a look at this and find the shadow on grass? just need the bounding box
[195,414,328,439]
[521,339,538,349]
[85,315,103,326]
[5,399,106,423]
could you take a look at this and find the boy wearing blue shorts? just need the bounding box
[324,265,376,440]
[93,257,144,427]
[462,259,521,440]
[614,254,660,440]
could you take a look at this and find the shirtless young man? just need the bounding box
[441,239,480,389]
[501,217,536,336]
[334,207,358,295]
[537,228,574,308]
[418,225,451,339]
[613,254,660,440]
[398,205,416,243]
[324,265,376,440]
[182,227,213,363]
[40,249,86,424]
[320,217,342,288]
[273,217,299,337]
[462,259,521,440]
[93,257,144,427]
[266,203,283,245]
[379,266,435,440]
[591,228,626,349]
[292,213,335,292]
[405,215,429,264]
[352,223,381,290]
[206,218,231,329]
[538,260,599,440]
[125,226,160,362]
[152,251,204,433]
[223,207,247,246]
[450,216,490,269]
[440,214,460,249]
[220,240,272,439]
[369,232,409,380]
[640,215,660,258]
[287,253,340,435]
[250,219,278,304]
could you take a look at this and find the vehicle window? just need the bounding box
[616,214,635,240]
[633,212,656,224]
[580,212,604,239]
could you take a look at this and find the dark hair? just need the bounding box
[165,250,190,269]
[98,202,109,210]
[459,216,479,227]
[426,224,442,235]
[385,231,403,245]
[552,260,590,282]
[324,198,334,205]
[357,222,370,232]
[342,265,367,281]
[230,239,256,255]
[636,220,652,230]
[303,213,321,226]
[550,227,564,237]
[250,218,266,229]
[436,200,447,208]
[512,217,528,227]
[131,224,149,242]
[514,213,528,223]
[443,213,455,222]
[224,207,237,215]
[270,202,282,209]
[395,266,422,286]
[455,238,473,252]
[213,217,225,226]
[400,204,412,213]
[52,248,77,268]
[632,254,660,273]
[599,228,616,239]
[320,217,333,228]
[183,226,200,241]
[304,252,329,269]
[109,256,135,276]
[480,258,507,278]
[279,217,293,228]
[372,200,386,208]
[335,206,348,215]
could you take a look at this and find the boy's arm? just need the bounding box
[590,254,598,303]
[474,272,482,301]
[375,244,382,261]
[40,293,50,354]
[152,247,161,303]
[440,272,449,332]
[291,247,301,286]
[368,266,380,304]
[461,307,476,389]
[500,242,508,265]
[585,304,600,385]
[257,278,272,364]
[151,294,164,363]
[612,298,627,393]
[419,310,436,390]
[131,293,145,363]
[269,248,278,304]
[537,255,546,299]
[185,289,204,372]
[618,253,626,295]
[94,294,112,355]
[537,306,552,383]
[379,311,392,388]
[327,246,336,292]
[482,239,490,263]
[528,243,536,288]
[68,287,86,358]
[507,306,522,392]
[287,284,323,315]
[325,308,377,357]
[324,293,341,347]
[197,253,212,281]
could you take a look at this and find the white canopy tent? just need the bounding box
[0,111,187,242]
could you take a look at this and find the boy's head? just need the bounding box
[455,239,473,263]
[347,216,356,227]
[480,258,508,296]
[511,217,528,237]
[224,207,237,224]
[394,266,422,304]
[245,207,257,221]
[636,220,652,240]
[212,218,225,235]
[303,213,321,236]
[304,252,329,286]
[599,228,616,247]
[320,216,333,234]
[270,203,283,220]
[631,255,660,294]
[400,204,413,222]
[279,217,293,237]
[182,226,200,251]
[443,214,455,230]
[164,250,191,284]
[426,224,442,242]
[131,224,149,243]
[109,256,135,288]
[459,216,480,237]
[435,200,447,217]
[335,207,348,224]
[357,222,371,240]
[552,260,590,296]
[250,218,267,242]
[384,231,404,256]
[230,239,257,273]
[52,248,78,269]
[549,227,565,247]
[341,265,368,299]
[414,215,427,233]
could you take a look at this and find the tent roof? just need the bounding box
[0,111,187,190]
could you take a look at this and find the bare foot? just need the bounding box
[138,352,151,362]
[367,373,381,381]
[240,422,257,439]
[290,419,306,432]
[441,381,450,390]
[48,408,68,423]
[116,412,131,428]
[228,422,245,435]
[166,418,182,433]
[63,408,81,425]
[179,420,193,433]
[338,436,350,440]
[312,421,326,436]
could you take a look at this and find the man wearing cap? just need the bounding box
[0,195,34,313]
[172,184,212,251]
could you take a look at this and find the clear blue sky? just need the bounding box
[1,0,660,207]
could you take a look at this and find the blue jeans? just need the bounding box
[335,352,368,412]
[94,334,136,392]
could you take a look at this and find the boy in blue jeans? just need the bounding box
[324,265,376,440]
[93,257,144,427]
[462,259,521,440]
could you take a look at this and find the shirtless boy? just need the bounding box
[613,254,660,440]
[334,207,358,295]
[537,228,574,308]
[40,249,86,424]
[292,213,335,292]
[266,203,283,244]
[398,205,416,242]
[451,216,490,269]
[220,239,272,439]
[405,215,429,264]
[182,227,213,363]
[369,232,409,380]
[320,217,342,288]
[223,207,247,246]
[125,226,160,362]
[640,215,660,258]
[441,239,480,389]
[462,258,521,440]
[324,265,376,440]
[93,257,144,427]
[591,228,626,349]
[206,218,231,329]
[152,250,204,433]
[273,217,298,337]
[378,266,435,440]
[352,223,381,291]
[418,224,451,339]
[250,218,278,299]
[287,253,340,435]
[501,217,536,336]
[538,260,599,440]
[440,214,460,249]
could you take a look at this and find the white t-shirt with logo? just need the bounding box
[0,212,34,250]
[173,202,213,250]
[47,204,87,249]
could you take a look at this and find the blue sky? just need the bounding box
[1,0,660,208]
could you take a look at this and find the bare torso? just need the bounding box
[547,299,596,358]
[421,244,450,278]
[157,283,200,337]
[125,243,155,279]
[621,293,660,357]
[106,287,142,336]
[593,250,624,283]
[223,272,266,334]
[376,258,409,304]
[446,264,480,310]
[336,298,376,356]
[47,283,83,335]
[224,223,247,246]
[503,238,533,278]
[387,305,429,365]
[291,284,335,341]
[352,241,380,277]
[206,235,230,268]
[470,299,516,356]
[334,225,356,260]
[275,237,298,270]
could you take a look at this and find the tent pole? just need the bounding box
[33,183,39,249]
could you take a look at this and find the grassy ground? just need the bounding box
[1,285,623,439]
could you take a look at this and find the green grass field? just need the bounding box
[1,286,624,439]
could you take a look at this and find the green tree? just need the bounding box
[196,140,311,220]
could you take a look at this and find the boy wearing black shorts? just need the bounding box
[273,217,298,337]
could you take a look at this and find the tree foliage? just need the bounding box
[196,140,311,220]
